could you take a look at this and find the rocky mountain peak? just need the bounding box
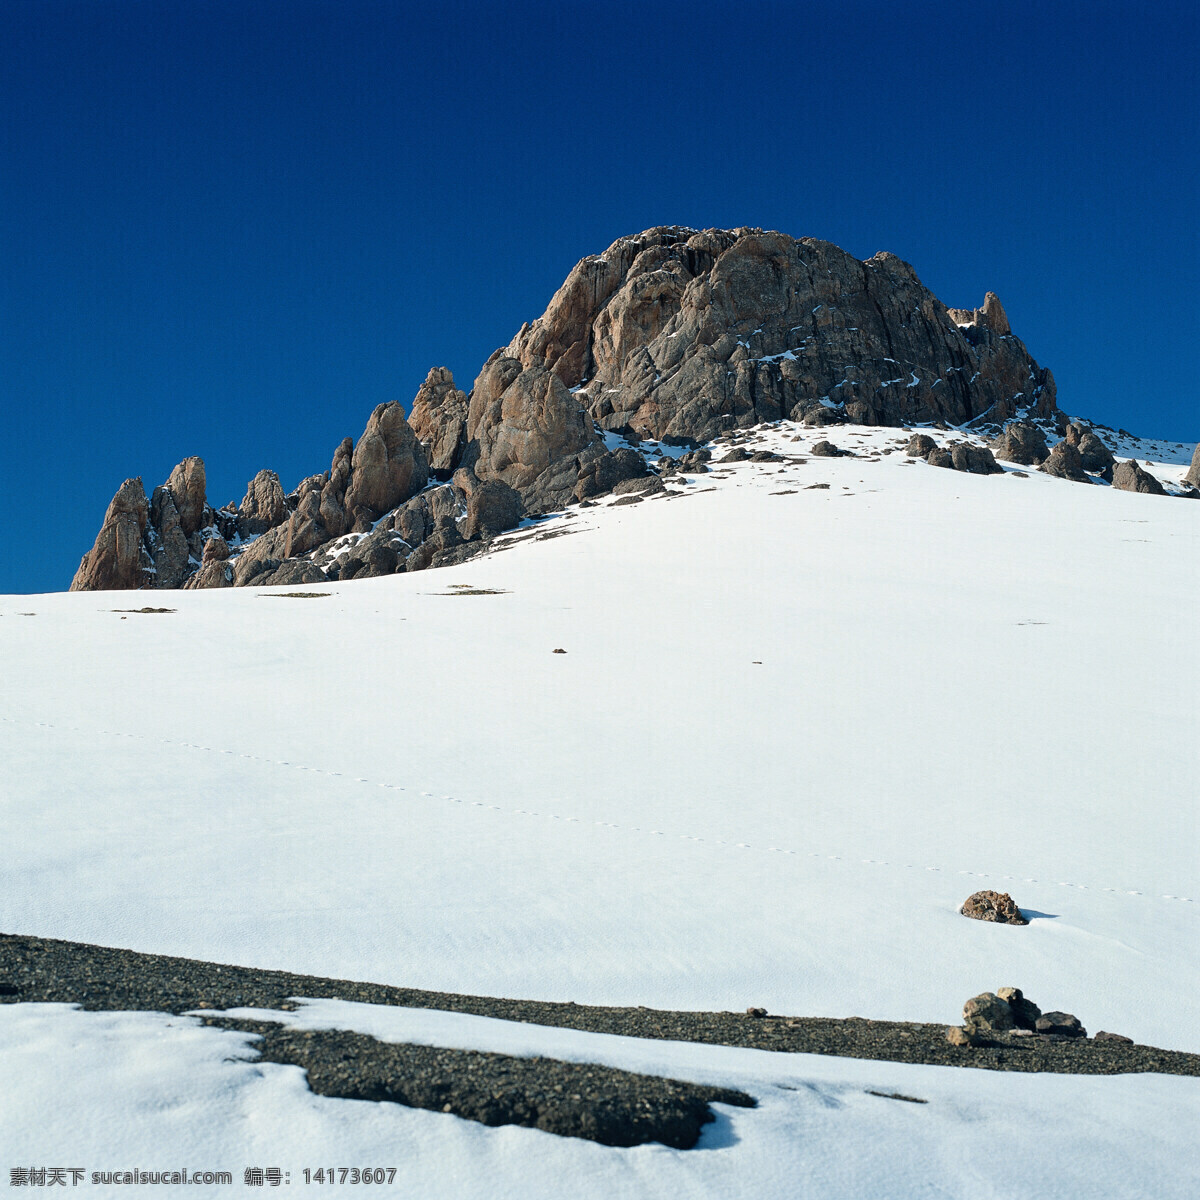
[498,226,1055,445]
[79,224,1174,595]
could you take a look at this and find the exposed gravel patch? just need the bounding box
[216,1019,750,1148]
[0,936,752,1148]
[3,935,1197,1085]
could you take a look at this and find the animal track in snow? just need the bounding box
[1,713,1193,908]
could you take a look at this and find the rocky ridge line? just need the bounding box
[71,225,1190,592]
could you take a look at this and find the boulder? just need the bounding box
[811,440,849,458]
[1035,1012,1086,1038]
[1094,1031,1134,1044]
[1111,459,1166,495]
[945,1026,976,1047]
[963,992,1015,1034]
[1040,441,1091,483]
[927,443,1002,474]
[990,420,1049,465]
[1064,422,1116,479]
[905,433,937,457]
[995,987,1042,1031]
[961,890,1028,925]
[70,478,152,591]
[237,469,288,537]
[801,405,844,427]
[613,474,666,496]
[950,443,1004,474]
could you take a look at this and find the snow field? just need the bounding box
[1,422,1197,1197]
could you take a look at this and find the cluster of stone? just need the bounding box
[904,433,1003,474]
[947,987,1093,1046]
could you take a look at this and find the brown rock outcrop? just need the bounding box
[231,523,291,586]
[504,228,1059,443]
[465,358,598,511]
[146,485,192,589]
[344,403,430,522]
[457,474,524,541]
[202,534,230,562]
[947,291,1011,337]
[573,448,649,500]
[70,478,153,591]
[408,367,470,477]
[238,469,288,537]
[164,456,207,535]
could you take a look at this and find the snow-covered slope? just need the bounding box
[3,1000,1197,1199]
[2,423,1198,1196]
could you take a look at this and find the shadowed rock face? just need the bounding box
[70,477,152,591]
[146,485,191,589]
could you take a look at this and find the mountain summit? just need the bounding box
[71,226,1085,592]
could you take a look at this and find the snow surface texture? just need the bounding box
[2,422,1198,1196]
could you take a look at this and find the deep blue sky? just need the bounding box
[3,0,1197,593]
